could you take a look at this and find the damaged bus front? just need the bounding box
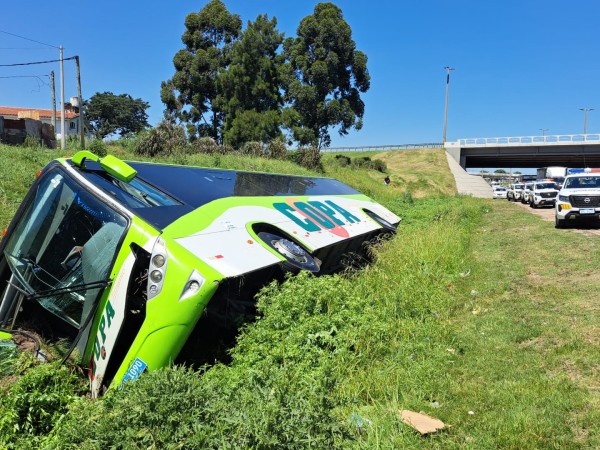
[0,151,400,397]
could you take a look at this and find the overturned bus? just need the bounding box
[0,151,400,397]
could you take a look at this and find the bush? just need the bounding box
[240,141,264,157]
[64,135,82,151]
[335,154,352,167]
[21,135,41,149]
[294,146,323,171]
[133,120,187,156]
[0,363,82,448]
[349,157,386,173]
[267,139,288,160]
[352,156,371,168]
[87,139,107,157]
[112,133,137,152]
[370,159,387,173]
[192,137,220,154]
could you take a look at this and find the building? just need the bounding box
[0,102,82,138]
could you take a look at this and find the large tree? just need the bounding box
[218,14,285,148]
[85,92,149,139]
[282,3,370,148]
[161,0,242,142]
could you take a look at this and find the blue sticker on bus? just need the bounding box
[120,357,148,386]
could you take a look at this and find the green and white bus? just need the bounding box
[0,151,399,397]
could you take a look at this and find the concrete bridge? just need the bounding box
[445,134,600,169]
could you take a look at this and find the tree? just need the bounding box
[494,169,507,173]
[85,92,149,139]
[161,0,242,142]
[218,14,285,148]
[281,3,370,148]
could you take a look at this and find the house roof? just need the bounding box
[0,106,78,120]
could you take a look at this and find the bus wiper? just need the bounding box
[7,278,111,301]
[25,279,112,301]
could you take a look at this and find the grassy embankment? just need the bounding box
[0,144,598,449]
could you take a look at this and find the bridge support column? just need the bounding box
[445,143,465,168]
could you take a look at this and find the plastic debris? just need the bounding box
[349,412,372,432]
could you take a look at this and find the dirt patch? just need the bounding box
[12,333,38,353]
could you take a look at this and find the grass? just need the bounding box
[0,143,598,448]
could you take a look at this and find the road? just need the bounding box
[510,200,600,236]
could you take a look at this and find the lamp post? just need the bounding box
[580,108,594,135]
[443,66,455,143]
[539,128,548,136]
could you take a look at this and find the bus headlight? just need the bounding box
[150,270,163,283]
[148,237,167,300]
[152,254,166,268]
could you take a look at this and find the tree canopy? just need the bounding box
[161,0,242,143]
[282,3,370,148]
[85,92,149,139]
[161,1,370,149]
[218,14,284,148]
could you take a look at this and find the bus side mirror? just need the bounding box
[71,151,99,167]
[71,151,137,183]
[100,155,137,183]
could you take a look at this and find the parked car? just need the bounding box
[555,173,600,228]
[492,186,507,199]
[529,181,559,208]
[521,182,534,204]
[507,183,525,201]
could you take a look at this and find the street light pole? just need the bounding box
[443,66,454,144]
[59,44,65,150]
[539,128,548,136]
[580,108,594,135]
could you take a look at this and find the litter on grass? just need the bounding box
[399,410,447,435]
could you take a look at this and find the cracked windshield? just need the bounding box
[3,170,127,328]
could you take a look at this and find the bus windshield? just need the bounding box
[3,169,127,328]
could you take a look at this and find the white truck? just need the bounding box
[555,172,600,228]
[529,181,559,208]
[537,167,566,187]
[507,182,525,201]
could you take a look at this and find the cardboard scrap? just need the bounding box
[400,410,447,435]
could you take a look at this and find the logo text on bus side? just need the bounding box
[273,200,360,235]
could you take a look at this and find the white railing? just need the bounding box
[456,134,600,147]
[321,143,443,152]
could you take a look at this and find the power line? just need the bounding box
[0,75,50,78]
[0,75,51,92]
[0,75,50,82]
[0,56,76,67]
[0,29,59,49]
[0,47,52,50]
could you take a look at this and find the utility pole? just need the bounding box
[50,71,56,131]
[580,108,594,135]
[59,45,66,150]
[443,66,455,144]
[75,56,85,149]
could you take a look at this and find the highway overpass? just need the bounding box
[445,134,600,168]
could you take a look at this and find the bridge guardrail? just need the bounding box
[457,134,600,147]
[321,143,443,152]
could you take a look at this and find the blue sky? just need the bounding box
[1,0,599,152]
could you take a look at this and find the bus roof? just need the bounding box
[73,160,359,230]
